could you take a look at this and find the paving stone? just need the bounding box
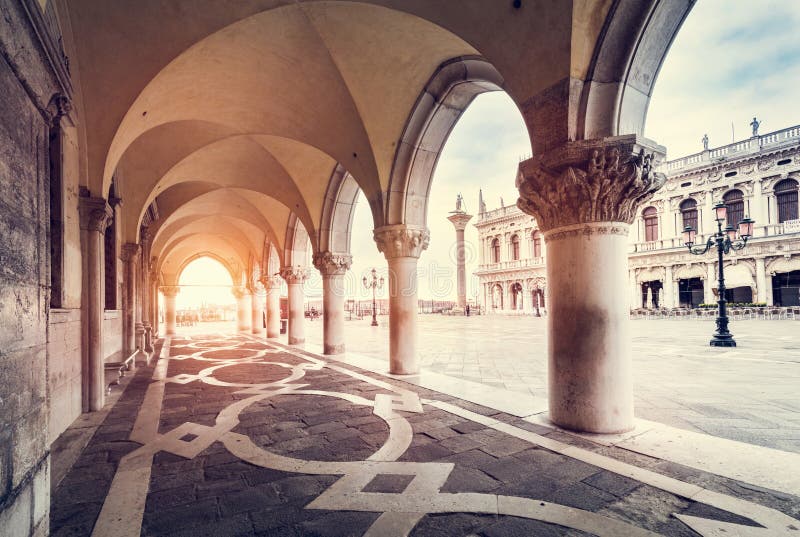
[273,475,338,501]
[141,497,219,535]
[440,466,501,493]
[297,510,380,537]
[545,481,618,512]
[399,442,455,462]
[481,516,584,537]
[582,470,642,497]
[438,434,484,453]
[218,487,284,516]
[362,473,416,493]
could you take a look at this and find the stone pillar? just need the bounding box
[374,225,429,375]
[517,134,665,433]
[232,286,252,332]
[313,252,353,354]
[752,180,765,237]
[280,267,308,344]
[140,229,154,353]
[160,286,179,335]
[663,265,674,309]
[79,197,113,412]
[121,243,140,360]
[447,211,474,309]
[629,270,639,311]
[250,286,265,335]
[261,276,282,338]
[705,262,716,304]
[150,263,159,339]
[755,257,767,304]
[703,191,716,236]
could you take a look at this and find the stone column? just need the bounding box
[250,285,265,336]
[447,211,474,310]
[313,252,353,354]
[161,286,180,335]
[140,229,154,353]
[261,276,282,338]
[629,270,639,311]
[755,257,767,303]
[231,286,252,332]
[663,265,674,309]
[374,225,429,375]
[280,267,308,344]
[150,263,159,339]
[517,134,666,433]
[120,243,140,360]
[705,262,716,304]
[703,191,716,236]
[752,180,765,237]
[79,197,113,412]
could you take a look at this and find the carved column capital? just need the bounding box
[516,135,667,232]
[313,252,353,276]
[160,285,180,298]
[280,266,308,285]
[373,225,430,259]
[259,275,282,290]
[120,243,141,263]
[79,197,114,233]
[230,285,250,300]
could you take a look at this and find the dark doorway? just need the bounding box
[641,280,663,308]
[724,286,752,304]
[772,270,800,307]
[678,278,704,308]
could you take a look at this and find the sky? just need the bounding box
[174,0,800,309]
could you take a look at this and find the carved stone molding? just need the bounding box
[373,225,430,259]
[79,197,114,233]
[280,266,308,285]
[543,222,630,244]
[230,285,250,300]
[160,285,180,298]
[313,252,353,276]
[259,275,282,290]
[516,135,666,232]
[121,243,141,263]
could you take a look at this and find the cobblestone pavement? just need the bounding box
[305,316,800,453]
[51,334,800,536]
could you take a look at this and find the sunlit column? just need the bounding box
[149,261,159,339]
[140,228,154,354]
[121,243,140,361]
[517,135,665,433]
[260,276,281,338]
[447,210,473,310]
[755,257,767,303]
[374,225,429,375]
[663,265,674,309]
[161,286,180,335]
[280,267,308,345]
[705,262,716,304]
[79,197,113,412]
[231,286,252,332]
[251,285,265,336]
[313,252,352,354]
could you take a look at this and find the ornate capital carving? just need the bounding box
[160,285,180,298]
[516,135,666,231]
[313,252,353,276]
[373,225,430,259]
[230,285,250,300]
[120,242,141,263]
[280,266,308,284]
[79,197,114,233]
[259,275,282,290]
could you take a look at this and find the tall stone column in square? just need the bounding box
[161,286,180,335]
[280,267,308,345]
[447,208,473,310]
[374,225,429,374]
[313,252,352,354]
[231,286,252,332]
[517,135,666,433]
[79,196,114,412]
[121,243,141,362]
[260,275,282,338]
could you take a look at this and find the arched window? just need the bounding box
[491,238,500,263]
[680,198,698,230]
[532,231,542,258]
[643,206,658,242]
[775,179,799,223]
[511,234,520,260]
[723,189,744,227]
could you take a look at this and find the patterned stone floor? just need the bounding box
[51,334,800,536]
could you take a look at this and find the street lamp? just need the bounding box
[362,268,384,327]
[683,201,754,347]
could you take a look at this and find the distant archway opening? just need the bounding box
[171,256,237,331]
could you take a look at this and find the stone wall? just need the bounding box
[0,0,70,534]
[103,311,123,362]
[47,310,82,444]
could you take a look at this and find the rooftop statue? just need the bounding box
[702,133,709,151]
[750,117,760,137]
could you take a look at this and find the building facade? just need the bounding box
[475,124,800,313]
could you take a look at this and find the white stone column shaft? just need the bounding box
[663,265,674,309]
[705,262,716,303]
[251,290,265,335]
[262,278,281,338]
[755,257,767,303]
[121,243,139,360]
[281,267,308,345]
[161,286,179,335]
[232,286,252,332]
[313,252,352,355]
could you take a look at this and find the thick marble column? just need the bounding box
[161,286,180,335]
[280,267,308,344]
[140,229,154,354]
[121,243,140,361]
[755,257,767,304]
[517,134,666,433]
[232,286,252,332]
[447,210,473,309]
[374,225,429,375]
[150,263,159,339]
[250,285,265,336]
[663,265,674,309]
[261,276,282,338]
[705,262,716,304]
[313,252,352,355]
[79,197,113,412]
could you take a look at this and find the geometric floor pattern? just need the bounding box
[51,335,800,536]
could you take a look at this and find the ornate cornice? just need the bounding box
[280,266,308,284]
[79,197,113,233]
[313,252,353,276]
[516,135,666,232]
[373,225,430,259]
[160,285,180,298]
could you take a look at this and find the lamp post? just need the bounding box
[683,202,754,347]
[362,268,384,327]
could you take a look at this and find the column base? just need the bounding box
[288,337,305,345]
[324,343,345,355]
